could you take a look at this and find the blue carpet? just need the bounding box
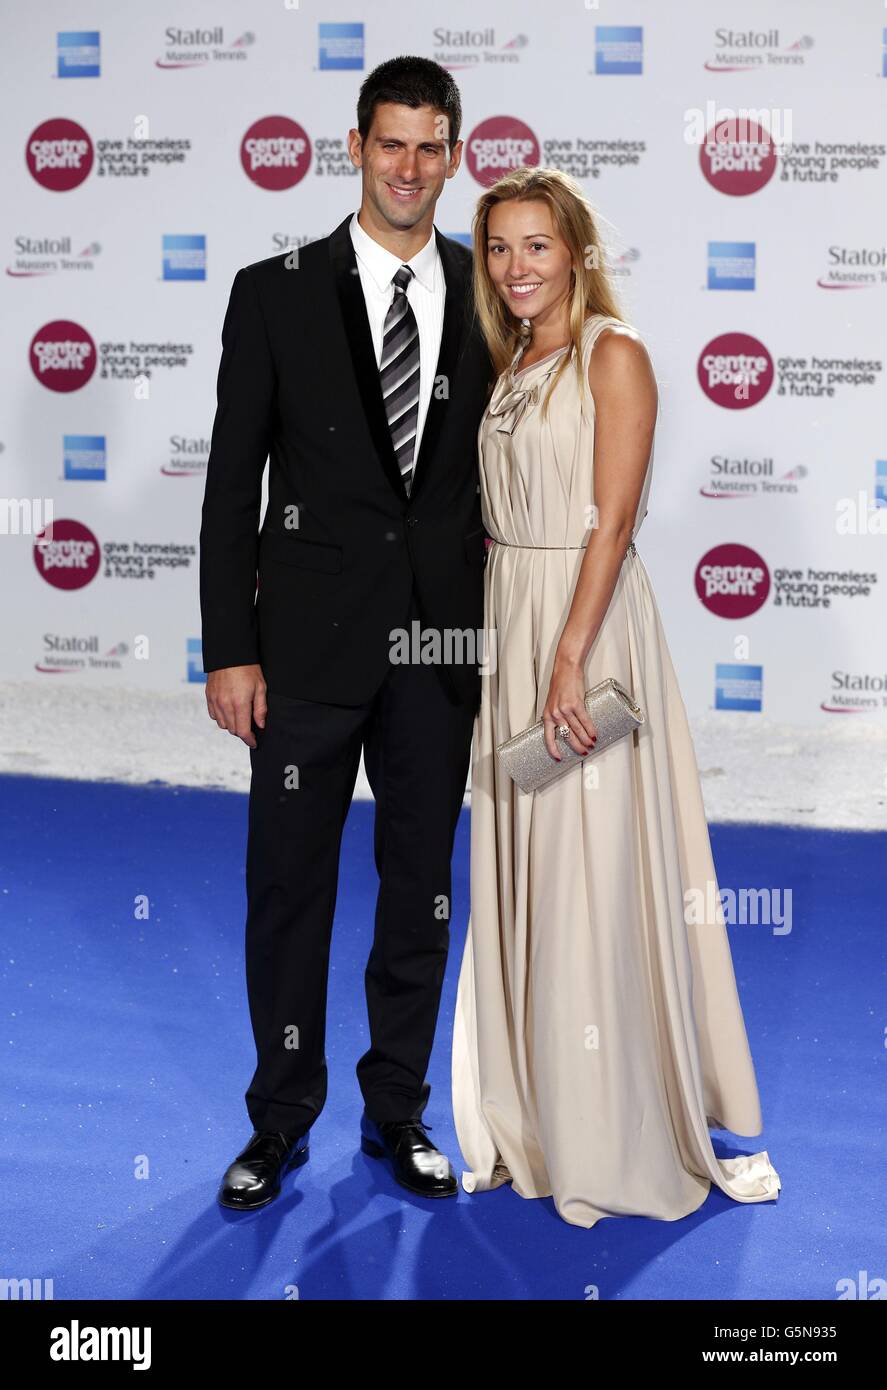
[0,775,883,1300]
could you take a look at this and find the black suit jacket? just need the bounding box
[199,212,495,708]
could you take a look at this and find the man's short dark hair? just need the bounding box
[356,55,462,148]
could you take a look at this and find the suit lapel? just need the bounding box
[408,229,469,504]
[328,214,472,504]
[329,213,406,500]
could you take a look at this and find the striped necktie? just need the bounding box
[380,264,420,496]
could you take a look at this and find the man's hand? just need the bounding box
[205,664,267,749]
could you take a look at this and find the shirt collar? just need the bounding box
[349,210,439,294]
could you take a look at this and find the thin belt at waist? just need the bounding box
[491,540,637,556]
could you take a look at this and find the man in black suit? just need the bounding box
[200,56,494,1209]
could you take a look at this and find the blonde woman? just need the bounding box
[451,167,781,1229]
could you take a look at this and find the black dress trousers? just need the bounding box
[243,582,478,1137]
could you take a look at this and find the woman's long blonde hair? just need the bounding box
[471,166,627,416]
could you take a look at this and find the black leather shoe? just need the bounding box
[217,1129,309,1210]
[360,1111,458,1197]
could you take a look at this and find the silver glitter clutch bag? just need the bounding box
[496,677,645,794]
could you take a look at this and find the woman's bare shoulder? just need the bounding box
[587,321,657,404]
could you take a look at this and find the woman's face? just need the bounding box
[485,199,574,325]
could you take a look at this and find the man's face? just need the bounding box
[349,102,462,232]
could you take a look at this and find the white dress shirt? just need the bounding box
[349,210,445,470]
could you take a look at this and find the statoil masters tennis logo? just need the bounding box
[240,116,312,189]
[26,118,94,190]
[466,116,540,188]
[697,332,773,408]
[695,544,770,618]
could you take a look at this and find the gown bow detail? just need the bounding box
[486,350,569,435]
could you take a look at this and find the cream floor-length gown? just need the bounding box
[451,312,781,1229]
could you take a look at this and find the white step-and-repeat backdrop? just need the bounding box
[3,1,886,726]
